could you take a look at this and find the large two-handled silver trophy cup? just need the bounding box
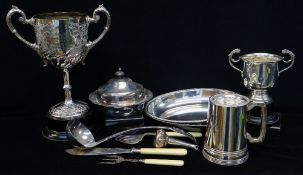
[228,49,295,125]
[6,5,111,141]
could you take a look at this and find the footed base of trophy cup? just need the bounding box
[42,119,69,142]
[248,113,281,131]
[249,89,273,104]
[43,109,96,142]
[248,113,280,125]
[42,125,68,142]
[248,89,280,125]
[43,100,90,141]
[247,100,280,125]
[48,100,90,121]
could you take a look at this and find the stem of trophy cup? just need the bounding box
[63,69,73,105]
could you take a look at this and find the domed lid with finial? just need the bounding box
[89,68,153,107]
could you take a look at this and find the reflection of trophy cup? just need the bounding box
[228,49,295,125]
[7,5,111,141]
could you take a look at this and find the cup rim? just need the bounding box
[33,12,87,20]
[210,94,249,107]
[240,53,283,63]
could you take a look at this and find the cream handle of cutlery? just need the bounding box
[166,132,202,137]
[139,148,187,156]
[143,159,184,166]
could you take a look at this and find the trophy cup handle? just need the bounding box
[246,102,267,143]
[279,49,295,75]
[228,49,243,74]
[6,5,38,52]
[86,4,111,51]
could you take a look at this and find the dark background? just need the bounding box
[0,0,303,174]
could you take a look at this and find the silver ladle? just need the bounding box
[66,119,197,148]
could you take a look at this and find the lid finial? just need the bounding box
[115,67,125,77]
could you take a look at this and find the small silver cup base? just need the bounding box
[249,90,273,104]
[248,113,279,125]
[248,90,279,125]
[48,100,90,121]
[42,126,68,142]
[202,148,248,166]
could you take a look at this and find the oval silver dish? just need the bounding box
[145,88,235,126]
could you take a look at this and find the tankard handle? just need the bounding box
[279,49,295,75]
[228,49,243,74]
[246,102,267,143]
[86,4,111,52]
[6,5,38,52]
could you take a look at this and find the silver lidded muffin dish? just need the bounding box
[89,68,153,117]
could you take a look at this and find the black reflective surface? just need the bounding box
[2,0,303,174]
[0,112,303,174]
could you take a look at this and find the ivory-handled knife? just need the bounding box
[166,132,202,137]
[138,159,184,166]
[66,147,187,156]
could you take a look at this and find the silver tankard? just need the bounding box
[228,49,294,125]
[203,94,267,166]
[6,5,111,141]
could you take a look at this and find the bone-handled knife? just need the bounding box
[166,132,202,137]
[66,147,187,156]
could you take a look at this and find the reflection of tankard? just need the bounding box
[203,94,267,166]
[228,49,295,125]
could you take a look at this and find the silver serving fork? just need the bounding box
[98,155,184,166]
[115,131,202,145]
[115,132,155,144]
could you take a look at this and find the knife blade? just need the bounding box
[66,147,187,156]
[66,148,132,156]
